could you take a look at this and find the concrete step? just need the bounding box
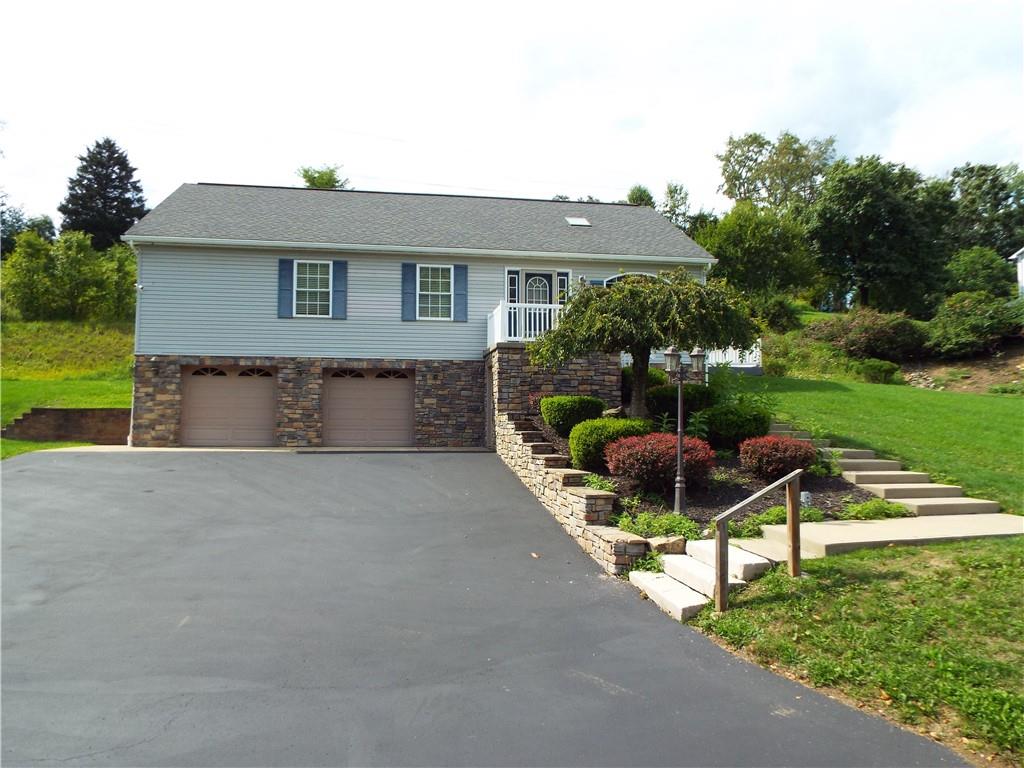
[519,430,545,442]
[812,439,831,448]
[662,554,745,598]
[770,422,793,431]
[769,430,813,439]
[842,470,930,485]
[730,537,822,562]
[527,442,554,455]
[546,468,590,487]
[820,447,876,459]
[760,513,1023,556]
[837,458,903,471]
[628,571,708,621]
[685,539,772,581]
[896,497,1001,516]
[862,483,963,499]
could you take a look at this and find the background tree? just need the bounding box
[807,156,954,316]
[944,246,1016,298]
[298,164,350,189]
[696,201,816,294]
[530,272,757,417]
[1,198,27,255]
[948,163,1024,255]
[660,182,690,228]
[99,243,137,320]
[627,184,656,207]
[2,231,54,318]
[47,231,107,319]
[717,131,836,212]
[551,194,570,201]
[25,215,55,241]
[58,138,147,250]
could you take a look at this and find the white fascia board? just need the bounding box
[122,235,717,265]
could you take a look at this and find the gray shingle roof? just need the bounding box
[126,183,714,261]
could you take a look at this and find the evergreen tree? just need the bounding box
[58,138,147,249]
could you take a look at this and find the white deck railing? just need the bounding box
[487,301,762,370]
[488,300,562,343]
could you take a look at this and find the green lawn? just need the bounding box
[695,538,1024,761]
[1,438,89,460]
[2,378,133,426]
[751,376,1024,515]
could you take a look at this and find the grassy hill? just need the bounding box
[1,321,134,457]
[751,376,1023,515]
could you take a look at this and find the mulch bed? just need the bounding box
[528,414,873,527]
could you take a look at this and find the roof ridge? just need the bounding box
[193,182,639,207]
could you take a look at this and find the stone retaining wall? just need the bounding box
[484,343,621,427]
[2,408,130,444]
[494,411,648,574]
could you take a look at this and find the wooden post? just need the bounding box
[786,475,801,577]
[715,519,729,612]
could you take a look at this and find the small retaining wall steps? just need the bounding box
[494,412,650,574]
[2,408,130,444]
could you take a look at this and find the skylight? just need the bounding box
[565,216,591,227]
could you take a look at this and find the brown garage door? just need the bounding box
[324,369,415,447]
[181,366,276,446]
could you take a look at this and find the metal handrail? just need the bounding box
[712,468,804,612]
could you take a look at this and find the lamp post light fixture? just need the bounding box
[663,346,707,515]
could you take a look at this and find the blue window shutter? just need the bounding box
[453,265,468,322]
[332,261,347,319]
[278,259,294,317]
[401,263,416,321]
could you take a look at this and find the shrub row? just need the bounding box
[644,383,716,424]
[539,395,606,437]
[605,433,715,491]
[805,308,927,362]
[739,435,817,481]
[568,417,652,472]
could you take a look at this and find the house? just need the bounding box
[124,183,717,448]
[1012,246,1024,297]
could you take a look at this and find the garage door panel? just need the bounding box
[325,370,414,447]
[181,367,276,447]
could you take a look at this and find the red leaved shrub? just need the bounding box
[739,435,817,480]
[605,432,715,492]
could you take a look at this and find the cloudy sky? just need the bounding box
[2,0,1021,224]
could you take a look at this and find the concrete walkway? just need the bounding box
[2,449,963,766]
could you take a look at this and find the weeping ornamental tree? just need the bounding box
[529,271,758,417]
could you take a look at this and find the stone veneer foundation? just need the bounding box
[131,355,485,448]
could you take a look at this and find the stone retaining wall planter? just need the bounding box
[494,411,650,574]
[2,408,131,444]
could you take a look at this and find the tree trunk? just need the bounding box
[857,284,870,308]
[628,347,651,418]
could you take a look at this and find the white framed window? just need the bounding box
[417,264,453,320]
[294,260,332,317]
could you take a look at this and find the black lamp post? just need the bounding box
[663,346,707,515]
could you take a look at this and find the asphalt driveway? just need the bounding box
[2,450,961,767]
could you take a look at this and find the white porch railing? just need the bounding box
[488,300,562,343]
[487,301,762,371]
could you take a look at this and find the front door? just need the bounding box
[522,273,554,338]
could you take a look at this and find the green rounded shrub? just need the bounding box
[749,292,801,333]
[568,417,652,471]
[539,395,606,437]
[856,358,900,384]
[928,292,1022,358]
[644,383,716,423]
[702,402,771,450]
[621,365,668,405]
[805,308,927,361]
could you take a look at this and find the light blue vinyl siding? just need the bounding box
[135,246,704,359]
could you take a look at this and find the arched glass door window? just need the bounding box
[525,275,552,304]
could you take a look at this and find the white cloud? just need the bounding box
[1,0,1020,224]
